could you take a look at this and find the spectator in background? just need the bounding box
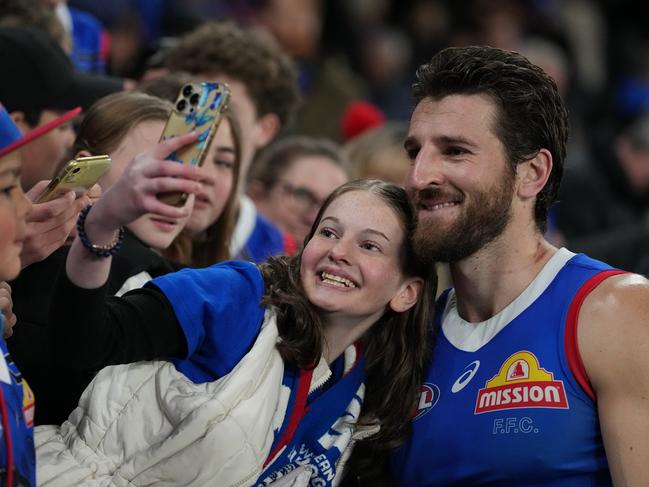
[45,0,111,74]
[0,26,122,268]
[557,124,642,244]
[566,113,649,276]
[0,26,122,191]
[0,0,70,50]
[248,135,349,244]
[344,122,410,185]
[139,72,243,269]
[164,111,242,268]
[615,116,649,211]
[163,21,301,262]
[67,0,201,78]
[403,0,451,74]
[357,27,414,121]
[257,0,367,141]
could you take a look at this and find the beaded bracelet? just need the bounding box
[76,205,124,257]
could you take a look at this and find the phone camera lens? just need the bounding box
[176,99,187,111]
[189,93,200,106]
[72,167,81,174]
[182,85,193,97]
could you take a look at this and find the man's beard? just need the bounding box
[413,174,515,264]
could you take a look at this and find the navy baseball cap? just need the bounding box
[0,26,123,113]
[0,103,81,158]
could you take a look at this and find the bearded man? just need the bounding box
[388,46,649,486]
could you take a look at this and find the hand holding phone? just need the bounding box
[36,155,111,203]
[20,180,92,267]
[157,82,231,206]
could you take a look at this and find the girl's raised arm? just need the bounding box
[66,132,200,289]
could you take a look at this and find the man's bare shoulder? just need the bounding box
[578,272,649,389]
[581,272,649,321]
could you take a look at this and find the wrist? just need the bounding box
[77,205,124,258]
[86,196,125,232]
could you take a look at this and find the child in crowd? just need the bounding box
[0,102,82,486]
[36,176,436,485]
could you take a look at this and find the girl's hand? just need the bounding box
[89,132,202,233]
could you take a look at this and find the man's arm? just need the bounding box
[579,273,649,486]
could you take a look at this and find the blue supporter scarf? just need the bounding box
[256,353,365,486]
[0,315,35,486]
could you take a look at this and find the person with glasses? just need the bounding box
[248,135,349,244]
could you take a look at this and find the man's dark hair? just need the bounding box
[413,46,569,231]
[165,21,300,126]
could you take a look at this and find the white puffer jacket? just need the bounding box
[36,311,287,486]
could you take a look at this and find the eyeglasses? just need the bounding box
[278,181,323,211]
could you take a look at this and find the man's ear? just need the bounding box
[254,113,281,148]
[75,149,92,159]
[517,148,553,200]
[389,277,423,313]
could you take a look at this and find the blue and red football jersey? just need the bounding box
[392,250,618,486]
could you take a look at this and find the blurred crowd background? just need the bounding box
[3,0,649,275]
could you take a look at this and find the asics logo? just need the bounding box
[451,360,480,393]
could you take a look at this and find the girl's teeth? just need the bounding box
[321,272,356,288]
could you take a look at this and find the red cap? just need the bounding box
[0,106,81,158]
[341,101,386,141]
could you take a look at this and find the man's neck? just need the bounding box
[450,225,557,323]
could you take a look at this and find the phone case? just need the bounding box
[36,155,111,203]
[158,82,231,206]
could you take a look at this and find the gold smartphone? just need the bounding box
[158,81,231,206]
[36,155,111,203]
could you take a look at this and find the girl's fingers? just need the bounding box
[140,176,201,198]
[153,131,201,160]
[139,158,201,182]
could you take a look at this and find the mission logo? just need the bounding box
[474,351,569,414]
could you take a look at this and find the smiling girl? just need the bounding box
[37,176,436,485]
